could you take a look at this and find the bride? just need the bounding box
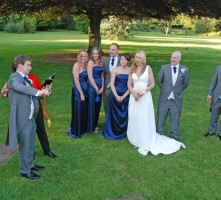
[127,51,185,156]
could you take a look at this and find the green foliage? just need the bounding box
[74,17,88,34]
[207,31,221,36]
[195,19,211,33]
[175,14,197,30]
[101,16,134,40]
[25,17,37,33]
[3,15,37,33]
[36,18,52,31]
[4,21,17,32]
[16,20,25,33]
[60,15,75,30]
[0,17,6,31]
[132,20,151,32]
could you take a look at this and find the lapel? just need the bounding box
[166,64,173,87]
[117,56,120,66]
[15,72,26,85]
[174,64,182,87]
[105,57,111,73]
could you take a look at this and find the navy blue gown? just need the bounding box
[67,71,88,138]
[87,66,103,133]
[102,74,129,140]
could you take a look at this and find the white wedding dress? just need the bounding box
[127,66,185,156]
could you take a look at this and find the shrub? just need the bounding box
[0,17,6,31]
[75,18,88,34]
[61,15,75,30]
[4,21,17,33]
[24,17,37,33]
[36,18,50,31]
[4,15,37,33]
[132,20,151,32]
[195,20,210,33]
[16,20,25,33]
[101,16,134,40]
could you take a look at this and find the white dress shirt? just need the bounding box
[109,56,118,73]
[168,64,179,100]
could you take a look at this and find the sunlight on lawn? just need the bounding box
[23,39,88,43]
[23,35,221,50]
[135,36,221,43]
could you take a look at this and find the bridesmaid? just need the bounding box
[67,49,88,138]
[102,53,131,140]
[87,47,104,133]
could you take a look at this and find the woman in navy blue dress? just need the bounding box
[87,47,104,133]
[102,53,131,140]
[67,49,88,138]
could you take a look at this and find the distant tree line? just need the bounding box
[1,13,220,40]
[0,14,89,33]
[1,0,221,51]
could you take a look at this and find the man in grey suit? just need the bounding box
[103,43,120,115]
[8,55,49,179]
[157,51,189,141]
[204,66,221,140]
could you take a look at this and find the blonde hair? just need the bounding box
[130,51,146,74]
[77,49,88,62]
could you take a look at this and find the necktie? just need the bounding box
[111,58,115,66]
[173,66,177,74]
[24,76,30,85]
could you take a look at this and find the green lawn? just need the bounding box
[0,30,221,200]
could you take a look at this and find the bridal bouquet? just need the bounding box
[133,85,147,95]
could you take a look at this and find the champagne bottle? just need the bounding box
[42,73,56,87]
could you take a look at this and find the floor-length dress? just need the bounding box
[102,74,129,140]
[127,66,185,155]
[87,66,103,133]
[67,70,88,138]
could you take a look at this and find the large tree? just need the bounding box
[1,0,221,51]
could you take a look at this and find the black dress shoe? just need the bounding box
[218,135,221,141]
[204,132,216,137]
[31,165,45,171]
[20,171,40,179]
[44,151,57,158]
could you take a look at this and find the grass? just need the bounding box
[0,30,221,200]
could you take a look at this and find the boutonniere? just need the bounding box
[28,79,33,85]
[181,68,186,74]
[180,68,186,78]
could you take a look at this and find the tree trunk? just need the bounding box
[87,7,103,53]
[165,27,169,36]
[163,24,171,36]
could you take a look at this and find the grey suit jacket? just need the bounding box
[8,72,39,148]
[208,66,221,107]
[103,56,120,95]
[157,64,189,111]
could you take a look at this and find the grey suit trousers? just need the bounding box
[208,99,221,136]
[18,117,36,174]
[157,99,180,139]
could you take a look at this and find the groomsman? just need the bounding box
[157,51,189,141]
[8,55,49,179]
[103,43,120,115]
[2,68,57,158]
[204,66,221,140]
